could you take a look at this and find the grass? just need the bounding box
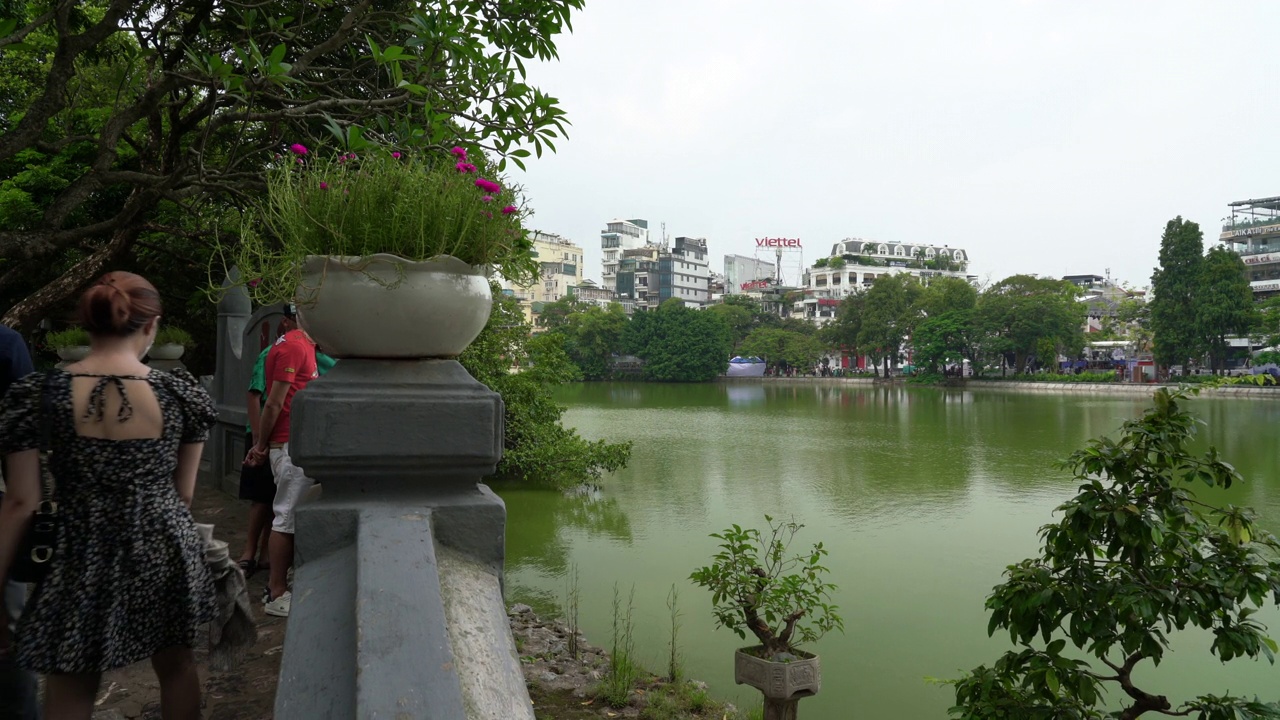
[597,584,642,708]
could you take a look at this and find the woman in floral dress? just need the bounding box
[0,272,217,720]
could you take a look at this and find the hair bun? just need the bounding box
[78,272,162,337]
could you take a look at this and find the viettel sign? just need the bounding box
[741,279,773,291]
[756,237,801,248]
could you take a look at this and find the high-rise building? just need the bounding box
[601,219,650,292]
[659,236,710,307]
[506,231,584,322]
[1221,196,1280,298]
[724,254,777,294]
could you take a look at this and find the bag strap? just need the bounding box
[36,370,55,502]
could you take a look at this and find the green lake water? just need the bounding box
[492,382,1280,720]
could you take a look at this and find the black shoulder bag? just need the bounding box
[10,372,57,584]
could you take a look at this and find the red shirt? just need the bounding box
[264,329,318,444]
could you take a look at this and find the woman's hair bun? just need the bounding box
[78,272,162,337]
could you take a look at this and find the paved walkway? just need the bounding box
[91,484,282,720]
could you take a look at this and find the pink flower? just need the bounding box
[451,146,467,159]
[475,178,501,193]
[482,211,492,219]
[289,143,308,156]
[337,156,346,164]
[481,195,493,202]
[319,182,329,190]
[248,278,262,288]
[502,205,517,215]
[456,162,477,174]
[391,151,401,159]
[346,152,357,160]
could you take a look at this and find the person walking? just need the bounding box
[0,272,217,720]
[0,323,36,720]
[247,318,319,617]
[237,305,333,577]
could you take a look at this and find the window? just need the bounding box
[926,248,936,259]
[894,246,904,257]
[877,244,888,255]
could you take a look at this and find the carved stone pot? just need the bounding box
[295,254,492,359]
[734,647,821,701]
[148,344,185,361]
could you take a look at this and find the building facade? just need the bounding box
[723,254,777,295]
[506,231,584,323]
[660,236,711,307]
[798,238,974,324]
[1222,196,1280,299]
[601,219,651,293]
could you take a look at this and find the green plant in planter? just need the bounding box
[154,327,193,347]
[223,143,539,305]
[690,516,843,658]
[46,328,90,348]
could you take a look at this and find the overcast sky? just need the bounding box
[508,1,1278,289]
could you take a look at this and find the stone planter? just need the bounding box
[295,254,492,359]
[734,647,821,701]
[148,343,185,361]
[56,346,90,362]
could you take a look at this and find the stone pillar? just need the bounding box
[276,359,533,720]
[200,272,251,491]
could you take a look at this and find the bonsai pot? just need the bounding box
[56,346,90,362]
[295,254,492,359]
[734,647,821,701]
[148,344,185,361]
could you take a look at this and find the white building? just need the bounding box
[504,231,583,323]
[601,219,651,293]
[723,254,776,294]
[799,238,974,324]
[665,236,711,307]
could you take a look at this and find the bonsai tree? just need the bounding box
[690,516,843,658]
[950,384,1280,719]
[154,327,194,347]
[45,328,89,349]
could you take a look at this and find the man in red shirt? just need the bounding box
[248,320,319,617]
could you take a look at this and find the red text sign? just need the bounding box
[741,279,772,291]
[755,237,802,248]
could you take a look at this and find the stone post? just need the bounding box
[275,358,533,720]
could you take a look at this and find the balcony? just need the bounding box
[1221,218,1280,239]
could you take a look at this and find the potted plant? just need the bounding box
[224,142,538,359]
[46,328,90,362]
[690,516,843,719]
[150,326,193,360]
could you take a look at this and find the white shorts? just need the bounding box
[270,444,316,534]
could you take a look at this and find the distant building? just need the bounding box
[506,231,583,323]
[799,238,974,324]
[1062,274,1136,333]
[601,219,650,293]
[724,254,777,294]
[615,236,712,309]
[1221,196,1280,299]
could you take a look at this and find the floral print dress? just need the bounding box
[0,368,218,673]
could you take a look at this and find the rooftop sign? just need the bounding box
[1222,223,1280,240]
[756,237,801,248]
[741,279,773,291]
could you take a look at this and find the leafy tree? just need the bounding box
[857,273,923,376]
[1150,218,1205,372]
[537,295,592,330]
[461,286,630,486]
[556,303,629,380]
[912,311,972,374]
[739,327,826,373]
[1,0,583,331]
[1253,296,1280,351]
[976,275,1083,374]
[950,386,1280,720]
[623,299,732,382]
[1196,247,1257,374]
[819,291,865,358]
[705,302,755,349]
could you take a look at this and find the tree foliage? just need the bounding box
[0,0,583,331]
[739,327,826,372]
[951,385,1280,720]
[976,275,1083,374]
[622,299,733,382]
[460,285,631,486]
[857,273,923,376]
[1150,218,1206,370]
[551,302,629,380]
[1196,247,1257,373]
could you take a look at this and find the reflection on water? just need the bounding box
[494,383,1280,720]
